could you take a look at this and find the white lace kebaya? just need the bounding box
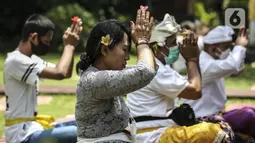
[75,60,157,141]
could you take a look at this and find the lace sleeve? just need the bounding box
[79,60,157,99]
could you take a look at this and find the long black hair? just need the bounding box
[76,19,131,74]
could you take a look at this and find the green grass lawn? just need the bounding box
[215,63,255,90]
[1,53,255,89]
[224,64,255,90]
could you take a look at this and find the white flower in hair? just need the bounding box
[150,13,181,47]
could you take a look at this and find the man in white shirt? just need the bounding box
[126,14,231,143]
[4,14,82,143]
[183,26,255,138]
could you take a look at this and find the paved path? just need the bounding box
[0,85,255,98]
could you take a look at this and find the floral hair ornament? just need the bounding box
[71,16,79,23]
[101,34,113,46]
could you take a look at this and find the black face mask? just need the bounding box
[31,40,50,56]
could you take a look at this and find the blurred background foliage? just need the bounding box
[46,3,98,52]
[0,0,251,54]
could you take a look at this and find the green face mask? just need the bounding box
[163,45,179,64]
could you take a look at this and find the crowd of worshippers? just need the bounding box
[3,5,255,143]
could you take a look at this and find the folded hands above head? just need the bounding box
[130,5,154,45]
[235,26,249,47]
[130,5,157,69]
[178,30,200,62]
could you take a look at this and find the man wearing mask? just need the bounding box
[126,14,232,143]
[183,26,255,139]
[4,14,82,143]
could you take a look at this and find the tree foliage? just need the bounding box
[46,3,98,52]
[0,0,251,53]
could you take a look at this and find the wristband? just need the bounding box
[136,39,149,46]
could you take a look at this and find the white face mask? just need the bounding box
[219,48,231,59]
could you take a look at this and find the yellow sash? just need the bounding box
[5,115,55,129]
[137,127,161,134]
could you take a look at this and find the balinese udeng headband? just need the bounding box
[150,13,181,47]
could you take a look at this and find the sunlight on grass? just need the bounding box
[38,95,76,118]
[225,78,254,90]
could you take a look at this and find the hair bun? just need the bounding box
[80,52,92,64]
[76,52,92,74]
